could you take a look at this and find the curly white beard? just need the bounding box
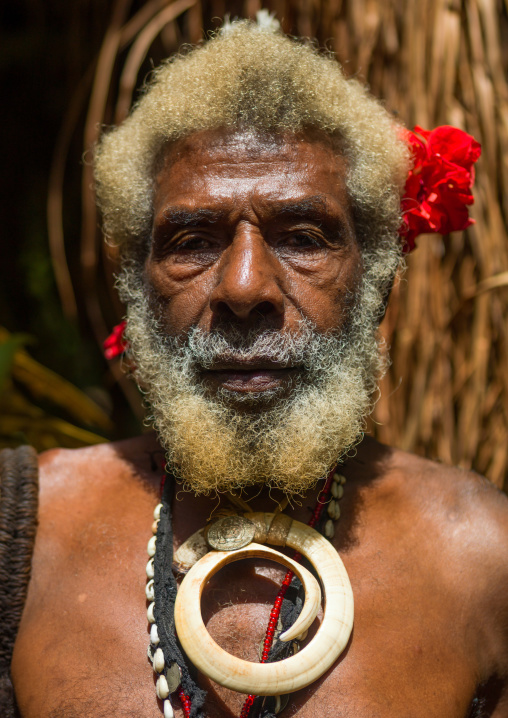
[120,263,388,496]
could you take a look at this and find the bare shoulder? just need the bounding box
[22,434,163,618]
[37,432,162,505]
[350,437,508,595]
[353,436,508,528]
[353,438,508,665]
[32,433,163,570]
[374,440,508,557]
[389,442,508,539]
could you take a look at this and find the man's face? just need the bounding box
[123,128,386,494]
[145,129,363,404]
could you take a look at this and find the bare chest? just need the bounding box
[12,541,479,718]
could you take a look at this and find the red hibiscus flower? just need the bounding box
[103,320,128,360]
[400,125,481,252]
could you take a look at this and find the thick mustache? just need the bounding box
[187,328,314,370]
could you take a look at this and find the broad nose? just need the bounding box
[209,226,285,321]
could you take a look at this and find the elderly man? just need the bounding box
[7,18,508,718]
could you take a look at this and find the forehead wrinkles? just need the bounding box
[154,152,351,221]
[150,129,355,243]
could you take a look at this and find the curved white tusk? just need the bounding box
[174,513,354,696]
[175,543,321,654]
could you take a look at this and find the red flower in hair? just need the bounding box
[400,125,481,252]
[103,320,128,360]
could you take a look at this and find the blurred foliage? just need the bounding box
[0,0,142,438]
[0,327,110,451]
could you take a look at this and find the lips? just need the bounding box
[199,358,301,394]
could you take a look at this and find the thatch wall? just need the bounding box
[47,0,508,487]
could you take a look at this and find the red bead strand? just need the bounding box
[164,466,337,718]
[239,467,336,717]
[178,688,192,718]
[240,694,255,718]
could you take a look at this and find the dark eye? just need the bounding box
[176,236,213,251]
[284,232,322,249]
[166,232,223,266]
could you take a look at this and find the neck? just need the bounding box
[171,476,327,522]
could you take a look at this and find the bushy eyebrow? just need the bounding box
[267,196,329,221]
[159,207,224,227]
[266,196,354,239]
[157,196,340,226]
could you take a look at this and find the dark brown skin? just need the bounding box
[147,128,362,401]
[11,129,508,717]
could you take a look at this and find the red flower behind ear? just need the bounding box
[103,320,128,360]
[400,125,481,252]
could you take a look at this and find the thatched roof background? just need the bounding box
[2,0,507,488]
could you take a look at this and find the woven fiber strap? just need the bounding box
[0,446,39,718]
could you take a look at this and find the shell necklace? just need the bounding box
[145,469,353,718]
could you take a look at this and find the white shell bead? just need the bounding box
[146,558,155,579]
[324,519,335,539]
[327,500,341,521]
[146,579,155,601]
[156,674,170,700]
[147,535,157,557]
[331,482,344,499]
[147,601,155,623]
[150,623,160,646]
[152,520,159,535]
[333,472,346,485]
[154,503,163,520]
[164,699,175,718]
[153,647,165,673]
